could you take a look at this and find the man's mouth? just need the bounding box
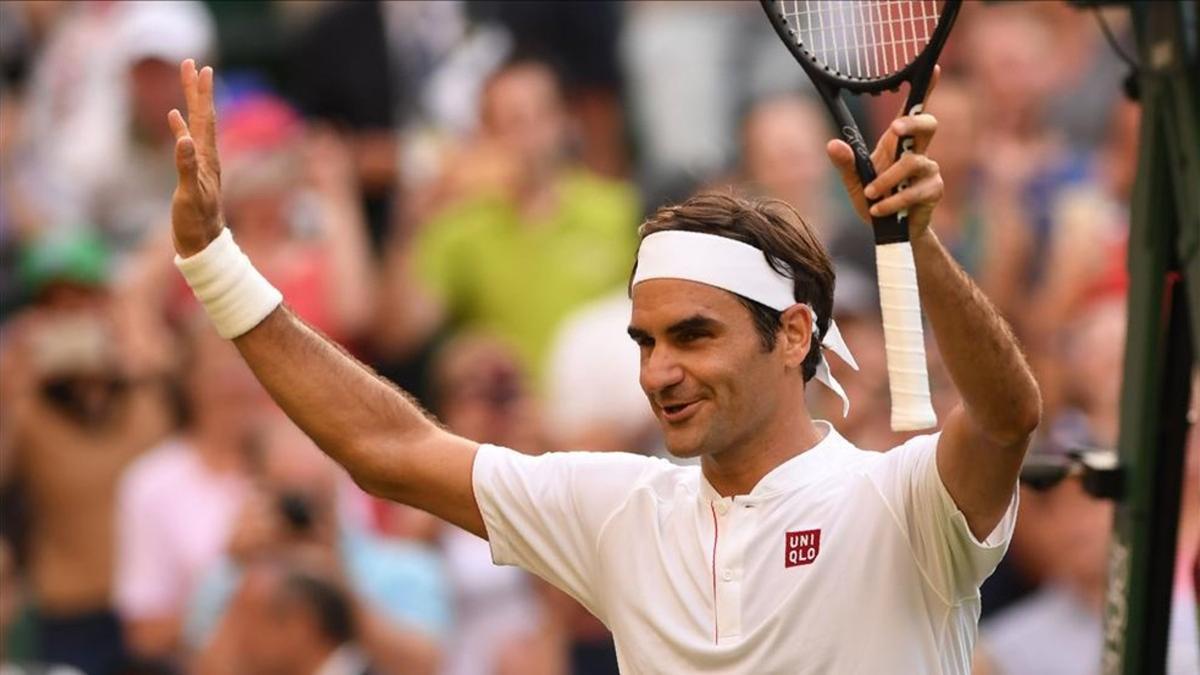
[660,400,701,423]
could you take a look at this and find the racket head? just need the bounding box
[761,0,961,94]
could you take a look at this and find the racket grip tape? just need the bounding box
[875,241,937,431]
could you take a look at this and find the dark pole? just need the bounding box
[1105,2,1200,674]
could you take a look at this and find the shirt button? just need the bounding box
[715,502,729,516]
[722,569,733,582]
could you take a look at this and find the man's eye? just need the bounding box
[678,331,708,343]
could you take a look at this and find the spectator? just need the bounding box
[6,2,123,243]
[1046,299,1128,452]
[200,559,372,675]
[286,1,506,252]
[739,96,846,241]
[963,5,1098,330]
[429,333,631,675]
[426,334,555,675]
[431,334,545,454]
[18,2,216,262]
[975,301,1199,674]
[621,1,809,205]
[1036,3,1127,154]
[112,321,267,666]
[974,475,1115,675]
[188,418,449,675]
[0,231,173,675]
[545,293,660,455]
[924,78,989,276]
[975,463,1199,675]
[216,95,376,344]
[0,0,45,321]
[736,93,873,284]
[130,94,378,348]
[377,58,639,382]
[1023,99,1136,363]
[472,1,629,178]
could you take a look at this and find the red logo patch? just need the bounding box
[785,529,821,568]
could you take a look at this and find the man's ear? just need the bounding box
[779,305,814,370]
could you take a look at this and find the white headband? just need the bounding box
[632,230,858,416]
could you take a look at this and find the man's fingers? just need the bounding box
[175,135,199,182]
[198,66,220,162]
[826,139,861,190]
[167,109,189,141]
[890,113,938,155]
[889,114,937,141]
[181,59,209,147]
[178,60,222,182]
[881,65,940,160]
[868,174,944,217]
[827,139,868,199]
[864,154,937,200]
[169,108,198,182]
[181,59,198,118]
[826,139,873,222]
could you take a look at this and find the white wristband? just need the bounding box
[174,228,283,339]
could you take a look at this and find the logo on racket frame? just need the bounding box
[840,126,871,161]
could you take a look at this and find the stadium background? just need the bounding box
[0,1,1195,674]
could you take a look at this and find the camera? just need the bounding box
[277,491,315,533]
[28,314,127,427]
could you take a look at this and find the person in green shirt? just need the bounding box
[387,58,639,383]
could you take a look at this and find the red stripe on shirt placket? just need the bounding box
[710,502,719,645]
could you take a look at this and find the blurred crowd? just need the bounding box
[0,2,1196,674]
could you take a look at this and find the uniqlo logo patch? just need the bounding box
[785,529,821,568]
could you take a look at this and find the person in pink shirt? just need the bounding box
[113,320,272,666]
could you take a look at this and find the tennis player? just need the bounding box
[168,60,1040,673]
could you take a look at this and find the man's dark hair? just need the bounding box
[281,569,356,646]
[631,192,836,382]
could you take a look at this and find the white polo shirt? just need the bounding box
[472,422,1017,674]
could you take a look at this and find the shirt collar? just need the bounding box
[699,421,845,504]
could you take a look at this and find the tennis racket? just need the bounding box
[760,0,961,431]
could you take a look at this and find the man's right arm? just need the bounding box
[234,307,485,537]
[168,59,484,538]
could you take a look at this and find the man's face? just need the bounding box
[436,339,539,450]
[966,12,1056,123]
[925,84,977,183]
[743,99,828,205]
[481,64,568,173]
[235,571,306,675]
[129,58,185,143]
[629,280,791,459]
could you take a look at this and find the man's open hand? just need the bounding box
[168,59,224,257]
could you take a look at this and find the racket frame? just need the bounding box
[759,0,962,431]
[759,0,961,244]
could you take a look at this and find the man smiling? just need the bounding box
[167,59,1040,673]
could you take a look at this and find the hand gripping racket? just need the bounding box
[760,0,961,431]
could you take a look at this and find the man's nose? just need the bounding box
[640,345,684,396]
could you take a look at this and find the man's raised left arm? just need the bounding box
[828,108,1041,541]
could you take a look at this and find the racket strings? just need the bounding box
[780,0,942,81]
